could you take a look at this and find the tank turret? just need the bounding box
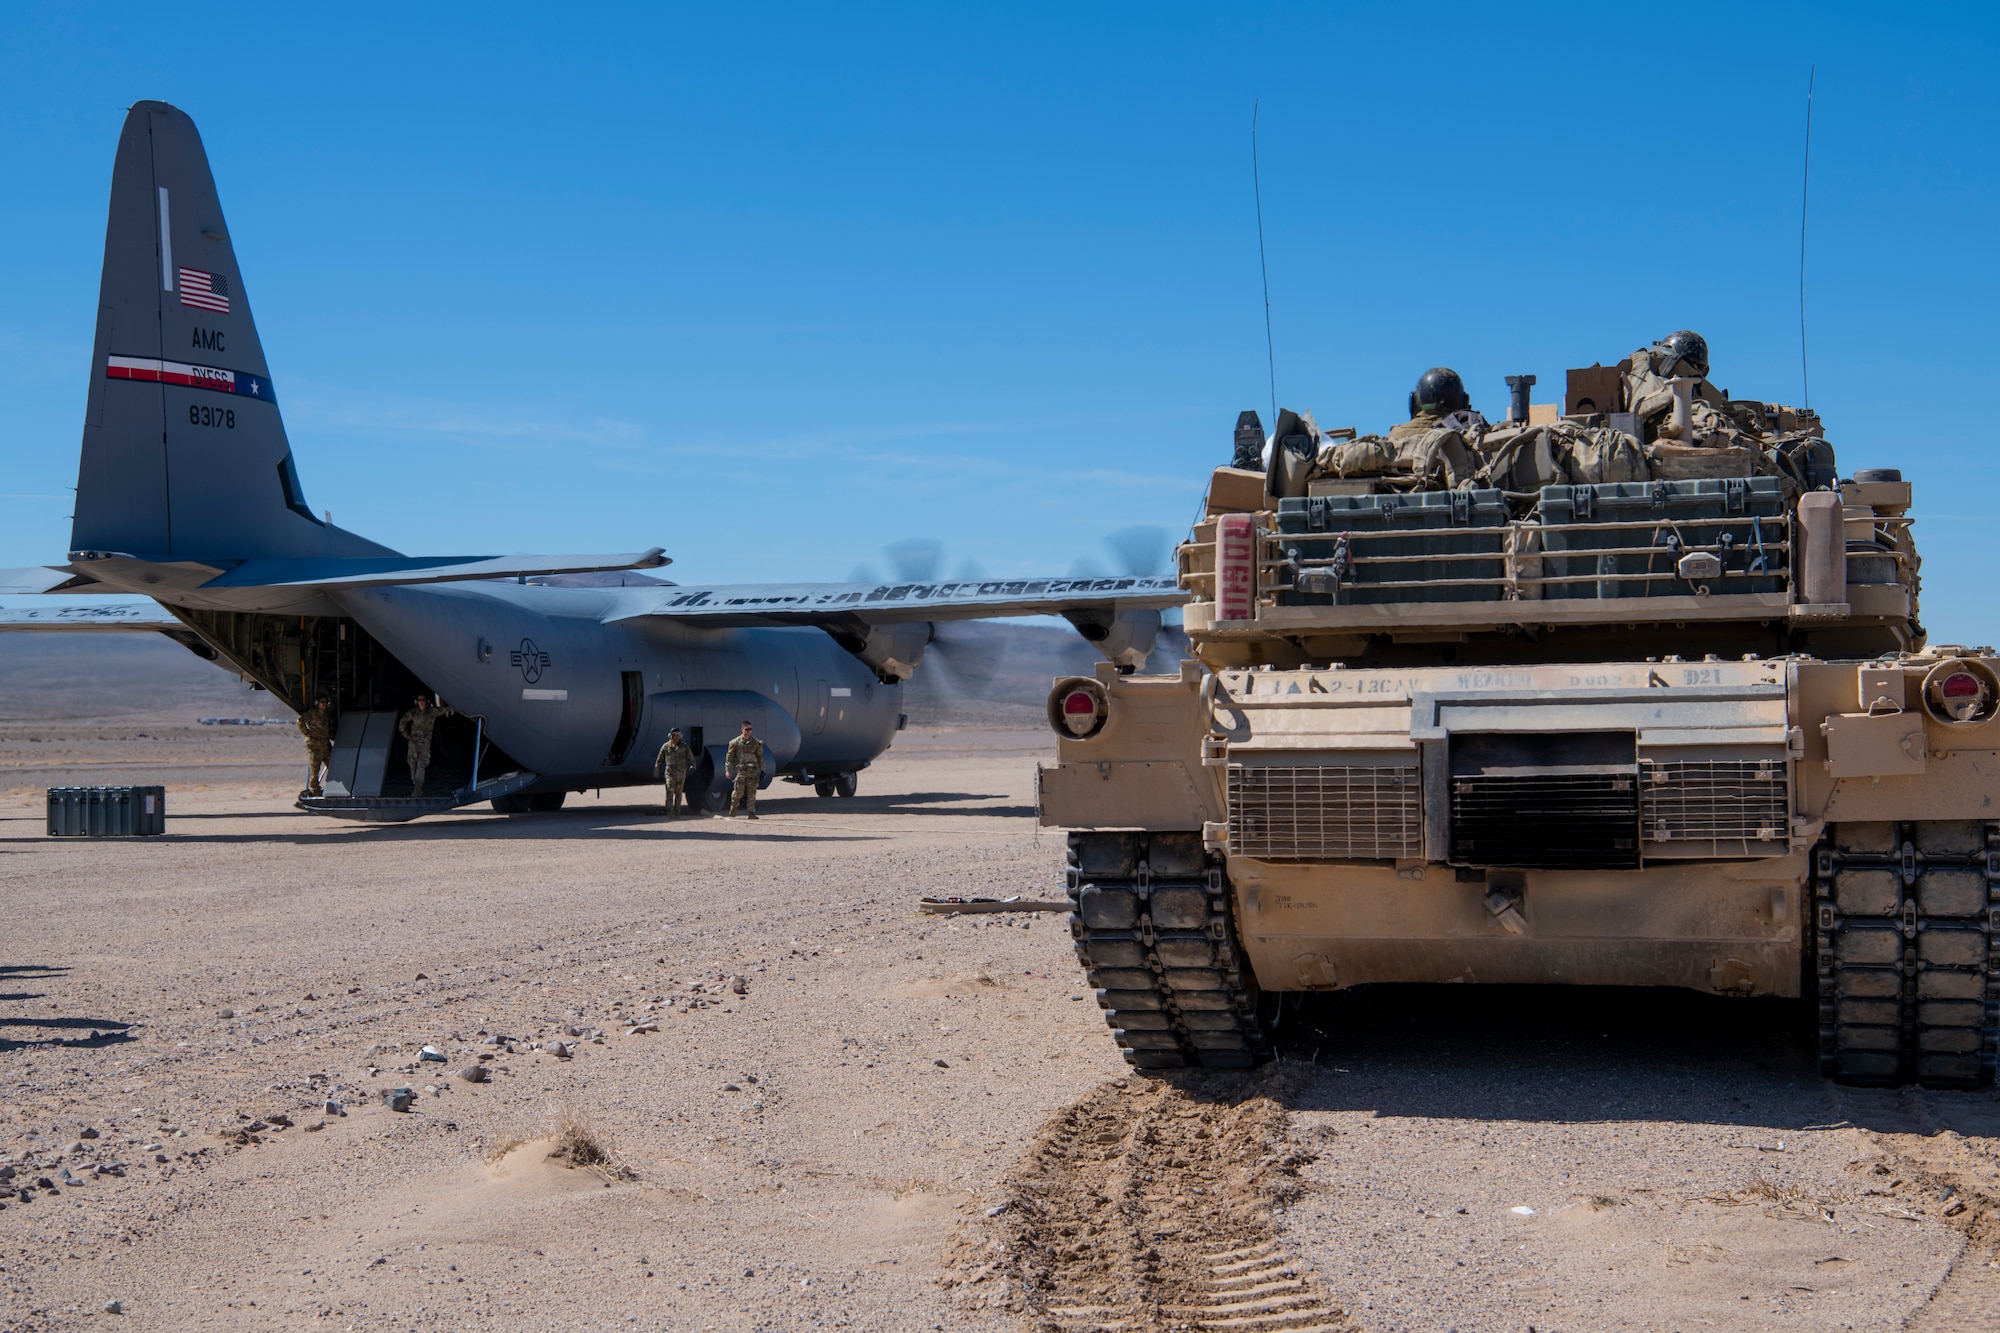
[1183,360,1915,671]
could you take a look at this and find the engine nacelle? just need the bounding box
[828,621,932,682]
[1062,607,1161,673]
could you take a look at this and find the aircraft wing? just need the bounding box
[607,575,1185,628]
[0,599,180,631]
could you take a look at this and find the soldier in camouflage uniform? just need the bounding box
[398,693,456,798]
[1388,367,1488,443]
[298,693,335,797]
[724,720,764,819]
[1619,330,1728,442]
[654,727,693,817]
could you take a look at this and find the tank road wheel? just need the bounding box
[814,780,837,798]
[1066,831,1273,1072]
[834,772,858,798]
[1815,821,1999,1089]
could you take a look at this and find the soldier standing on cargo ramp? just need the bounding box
[654,727,693,817]
[725,721,763,819]
[298,694,334,797]
[398,694,455,798]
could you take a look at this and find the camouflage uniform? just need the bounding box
[398,701,456,798]
[1386,407,1488,445]
[298,700,334,797]
[1619,346,1728,443]
[1385,410,1444,444]
[654,735,693,817]
[725,732,765,817]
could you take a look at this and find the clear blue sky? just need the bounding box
[3,4,1996,635]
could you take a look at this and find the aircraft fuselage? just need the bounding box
[340,581,899,793]
[148,578,905,806]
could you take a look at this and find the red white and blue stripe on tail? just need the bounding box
[105,356,275,404]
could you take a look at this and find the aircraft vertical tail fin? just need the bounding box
[72,101,393,562]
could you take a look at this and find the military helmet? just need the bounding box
[1653,330,1710,379]
[1409,366,1470,418]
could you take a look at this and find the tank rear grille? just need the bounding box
[1451,772,1639,869]
[1640,759,1788,854]
[1228,764,1421,860]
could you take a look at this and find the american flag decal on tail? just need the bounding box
[178,267,230,313]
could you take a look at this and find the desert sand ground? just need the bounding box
[3,637,1999,1332]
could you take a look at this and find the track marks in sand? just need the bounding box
[1832,1086,2000,1330]
[944,1071,1354,1332]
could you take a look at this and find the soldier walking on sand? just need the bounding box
[298,693,335,797]
[655,727,693,817]
[398,693,456,798]
[725,720,764,819]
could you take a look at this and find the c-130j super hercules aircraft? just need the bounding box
[0,101,1181,821]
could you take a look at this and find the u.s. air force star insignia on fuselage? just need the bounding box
[510,638,551,684]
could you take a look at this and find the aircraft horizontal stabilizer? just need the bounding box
[0,567,84,596]
[607,575,1183,628]
[0,600,179,631]
[199,549,670,590]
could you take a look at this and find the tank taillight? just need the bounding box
[1941,672,1982,699]
[1922,658,2000,726]
[1048,677,1109,740]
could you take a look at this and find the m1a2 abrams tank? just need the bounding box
[1037,341,1999,1089]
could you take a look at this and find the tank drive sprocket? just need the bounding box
[1066,831,1273,1070]
[1814,820,2000,1088]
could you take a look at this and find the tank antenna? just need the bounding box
[1798,64,1816,410]
[1252,99,1277,428]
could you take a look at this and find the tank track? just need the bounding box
[1065,831,1273,1071]
[1814,820,2000,1088]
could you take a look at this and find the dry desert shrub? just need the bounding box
[1709,1170,1820,1213]
[549,1105,634,1179]
[550,1105,610,1167]
[1742,1171,1808,1204]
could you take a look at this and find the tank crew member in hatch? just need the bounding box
[1621,330,1728,440]
[1388,367,1488,443]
